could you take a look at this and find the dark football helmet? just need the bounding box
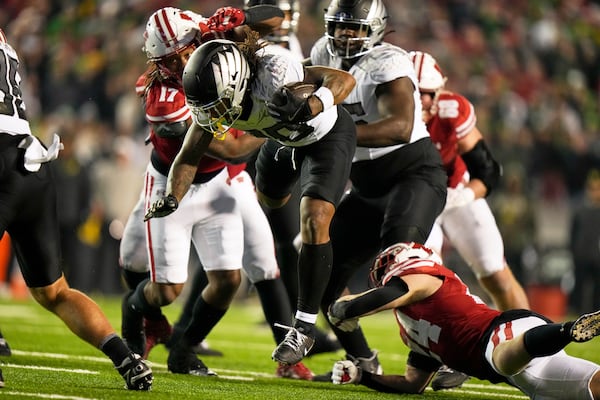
[182,39,250,137]
[244,0,300,44]
[324,0,388,59]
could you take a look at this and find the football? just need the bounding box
[284,82,317,99]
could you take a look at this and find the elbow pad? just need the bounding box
[154,121,188,139]
[462,140,502,195]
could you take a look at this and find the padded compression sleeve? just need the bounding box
[330,277,409,320]
[462,139,501,195]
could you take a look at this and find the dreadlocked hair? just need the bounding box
[237,28,267,77]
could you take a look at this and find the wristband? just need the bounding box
[312,86,335,112]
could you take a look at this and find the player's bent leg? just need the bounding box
[29,275,114,345]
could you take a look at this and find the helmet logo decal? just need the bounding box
[335,11,353,19]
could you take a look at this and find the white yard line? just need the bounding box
[9,350,529,398]
[0,391,98,400]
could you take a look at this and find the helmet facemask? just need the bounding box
[184,40,250,139]
[324,0,388,59]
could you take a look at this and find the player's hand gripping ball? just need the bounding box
[267,82,317,124]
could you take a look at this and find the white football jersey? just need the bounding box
[0,40,32,136]
[311,37,430,161]
[231,46,338,147]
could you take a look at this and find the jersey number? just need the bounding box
[158,86,179,103]
[247,121,314,143]
[0,51,26,120]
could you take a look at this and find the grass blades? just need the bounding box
[0,294,595,400]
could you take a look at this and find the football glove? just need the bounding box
[445,187,475,210]
[328,302,360,332]
[267,87,313,124]
[207,7,246,32]
[332,360,362,385]
[144,194,179,221]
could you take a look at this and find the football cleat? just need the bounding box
[193,340,224,357]
[276,362,314,380]
[168,342,217,376]
[271,323,315,365]
[143,316,173,359]
[0,336,11,357]
[313,349,382,382]
[121,294,146,357]
[116,353,153,391]
[0,367,4,388]
[570,310,600,343]
[430,365,470,391]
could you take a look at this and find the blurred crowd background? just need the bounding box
[0,0,599,318]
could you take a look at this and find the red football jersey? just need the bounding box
[383,259,501,377]
[426,91,476,188]
[136,73,225,174]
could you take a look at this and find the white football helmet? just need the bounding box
[324,0,388,59]
[143,7,205,61]
[409,51,447,92]
[369,242,442,287]
[182,39,250,137]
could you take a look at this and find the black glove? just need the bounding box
[267,87,313,124]
[144,194,179,221]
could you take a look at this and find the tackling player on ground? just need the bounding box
[328,241,600,399]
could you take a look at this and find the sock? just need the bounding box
[275,242,299,307]
[523,322,573,357]
[121,270,149,291]
[329,325,372,359]
[181,296,227,347]
[254,278,293,344]
[173,267,208,333]
[128,279,162,320]
[99,334,133,366]
[296,242,333,316]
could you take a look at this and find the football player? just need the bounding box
[410,50,531,389]
[0,29,152,390]
[120,5,313,379]
[145,33,358,366]
[328,242,600,400]
[411,50,529,311]
[242,0,343,356]
[307,0,447,382]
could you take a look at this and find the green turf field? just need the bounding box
[0,293,596,400]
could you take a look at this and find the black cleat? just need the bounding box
[570,310,600,343]
[431,365,470,391]
[0,336,11,357]
[168,342,217,376]
[116,353,153,391]
[271,323,315,365]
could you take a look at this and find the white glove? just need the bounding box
[445,187,475,210]
[332,360,361,384]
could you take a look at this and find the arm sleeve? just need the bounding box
[330,277,409,320]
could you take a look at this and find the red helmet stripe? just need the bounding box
[154,8,177,50]
[414,51,425,83]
